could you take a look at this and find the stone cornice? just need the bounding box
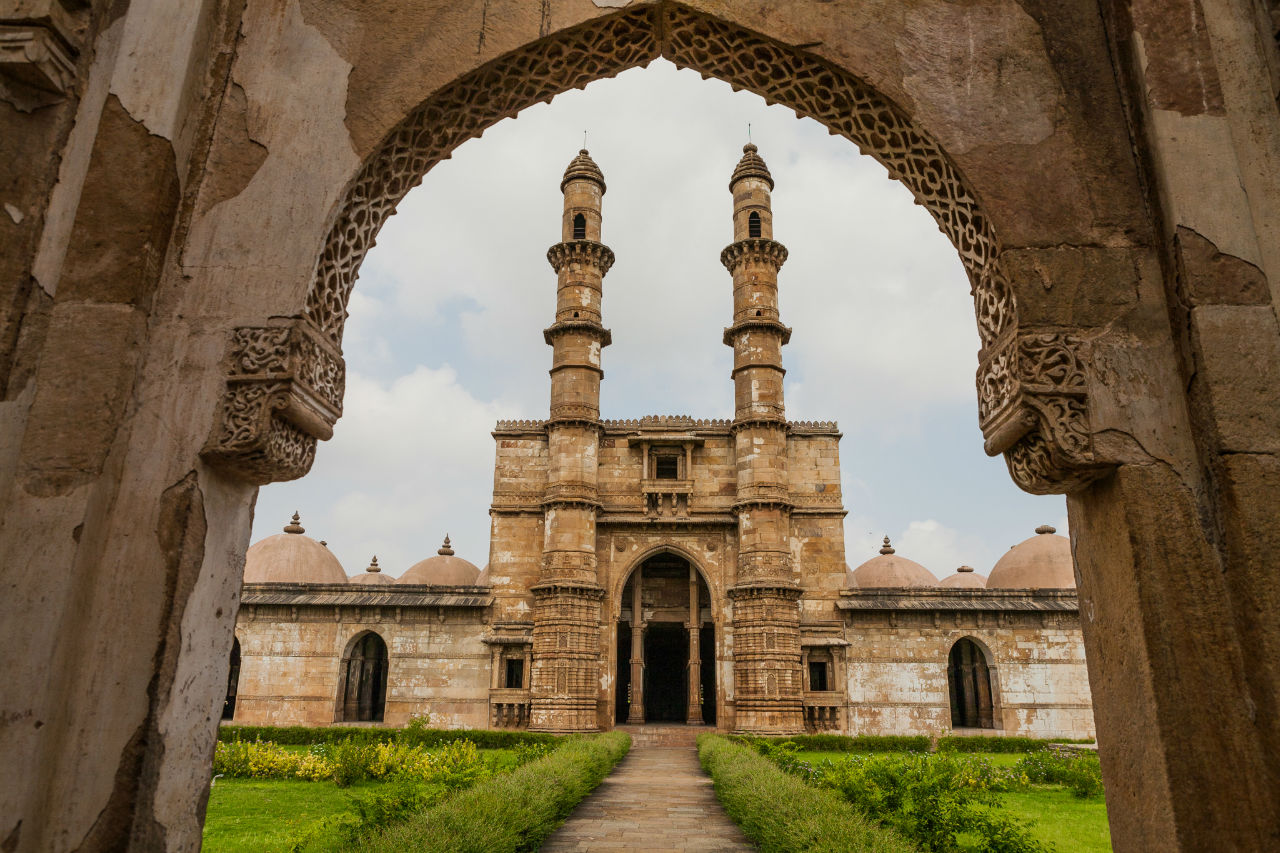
[239,583,492,608]
[720,238,788,272]
[547,240,615,275]
[723,318,792,347]
[837,588,1080,612]
[543,319,612,347]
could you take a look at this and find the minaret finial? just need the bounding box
[583,129,587,149]
[367,555,381,573]
[880,535,895,555]
[284,512,304,534]
[438,535,455,557]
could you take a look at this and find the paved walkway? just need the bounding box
[539,726,754,852]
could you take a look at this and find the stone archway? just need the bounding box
[3,2,1279,851]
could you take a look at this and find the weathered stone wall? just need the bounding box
[233,603,490,729]
[843,613,1094,740]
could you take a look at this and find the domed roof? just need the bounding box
[730,143,774,190]
[398,535,481,586]
[561,149,606,193]
[350,555,395,585]
[244,513,347,585]
[987,525,1075,589]
[475,563,491,586]
[940,565,987,589]
[849,537,938,588]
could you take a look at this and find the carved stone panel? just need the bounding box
[202,317,345,484]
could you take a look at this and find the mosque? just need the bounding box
[226,147,1094,739]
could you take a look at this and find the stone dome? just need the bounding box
[730,143,774,189]
[940,565,988,589]
[561,148,606,193]
[987,525,1075,589]
[398,535,481,586]
[849,537,938,588]
[244,513,347,585]
[350,555,395,585]
[475,563,491,586]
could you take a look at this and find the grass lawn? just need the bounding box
[203,778,372,853]
[203,748,519,852]
[794,750,1111,852]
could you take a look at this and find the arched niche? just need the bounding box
[947,636,999,730]
[337,630,390,723]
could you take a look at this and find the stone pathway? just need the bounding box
[539,726,754,852]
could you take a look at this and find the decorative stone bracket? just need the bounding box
[201,317,344,485]
[977,331,1111,495]
[0,0,86,102]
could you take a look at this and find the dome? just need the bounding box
[475,563,491,586]
[987,525,1075,589]
[940,565,987,589]
[244,513,347,584]
[561,149,606,193]
[351,555,395,585]
[398,535,481,586]
[729,143,774,190]
[849,537,938,588]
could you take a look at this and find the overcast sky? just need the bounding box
[251,60,1066,580]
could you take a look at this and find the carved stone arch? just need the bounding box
[202,2,1109,496]
[947,634,1001,730]
[616,540,721,622]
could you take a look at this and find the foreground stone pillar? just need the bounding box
[686,565,703,724]
[628,566,646,723]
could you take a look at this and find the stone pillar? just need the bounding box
[529,151,613,733]
[722,145,803,734]
[628,565,645,723]
[686,564,703,724]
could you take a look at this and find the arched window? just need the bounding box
[748,211,761,238]
[572,213,586,240]
[339,632,389,722]
[222,637,241,721]
[948,638,995,729]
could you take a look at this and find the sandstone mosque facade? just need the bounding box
[229,148,1094,740]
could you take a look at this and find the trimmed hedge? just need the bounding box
[217,724,559,750]
[356,731,630,852]
[698,734,916,853]
[937,735,1093,754]
[759,733,932,754]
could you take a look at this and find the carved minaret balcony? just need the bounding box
[529,150,612,733]
[723,144,804,734]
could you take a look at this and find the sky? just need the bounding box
[251,59,1067,580]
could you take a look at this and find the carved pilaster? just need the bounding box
[977,330,1110,495]
[202,317,344,484]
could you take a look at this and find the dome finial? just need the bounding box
[1035,524,1057,535]
[367,555,381,573]
[561,148,606,193]
[730,142,774,190]
[957,565,975,573]
[284,512,304,534]
[879,535,895,555]
[438,535,455,557]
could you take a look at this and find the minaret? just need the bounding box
[528,150,614,732]
[722,144,805,733]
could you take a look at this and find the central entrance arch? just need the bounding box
[616,552,715,726]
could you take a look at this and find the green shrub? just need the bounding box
[1014,752,1104,799]
[755,733,933,754]
[698,734,916,853]
[937,736,1093,754]
[356,731,630,852]
[213,735,488,788]
[217,724,559,750]
[801,752,1049,853]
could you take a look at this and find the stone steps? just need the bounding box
[615,724,715,748]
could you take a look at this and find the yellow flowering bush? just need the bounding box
[213,736,486,789]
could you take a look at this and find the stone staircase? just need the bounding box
[615,724,715,748]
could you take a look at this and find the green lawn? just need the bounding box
[794,750,1112,852]
[203,748,519,853]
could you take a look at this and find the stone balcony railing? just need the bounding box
[490,689,531,729]
[642,478,692,516]
[803,694,843,732]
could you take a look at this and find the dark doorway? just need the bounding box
[222,637,241,720]
[948,638,995,728]
[699,619,716,725]
[616,621,632,722]
[644,623,688,721]
[339,632,389,722]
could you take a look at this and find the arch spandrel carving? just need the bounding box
[202,2,1113,494]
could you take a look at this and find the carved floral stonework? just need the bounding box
[978,331,1107,494]
[294,3,1095,494]
[202,317,344,484]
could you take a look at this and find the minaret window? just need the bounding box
[748,211,761,238]
[654,455,679,480]
[573,213,586,240]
